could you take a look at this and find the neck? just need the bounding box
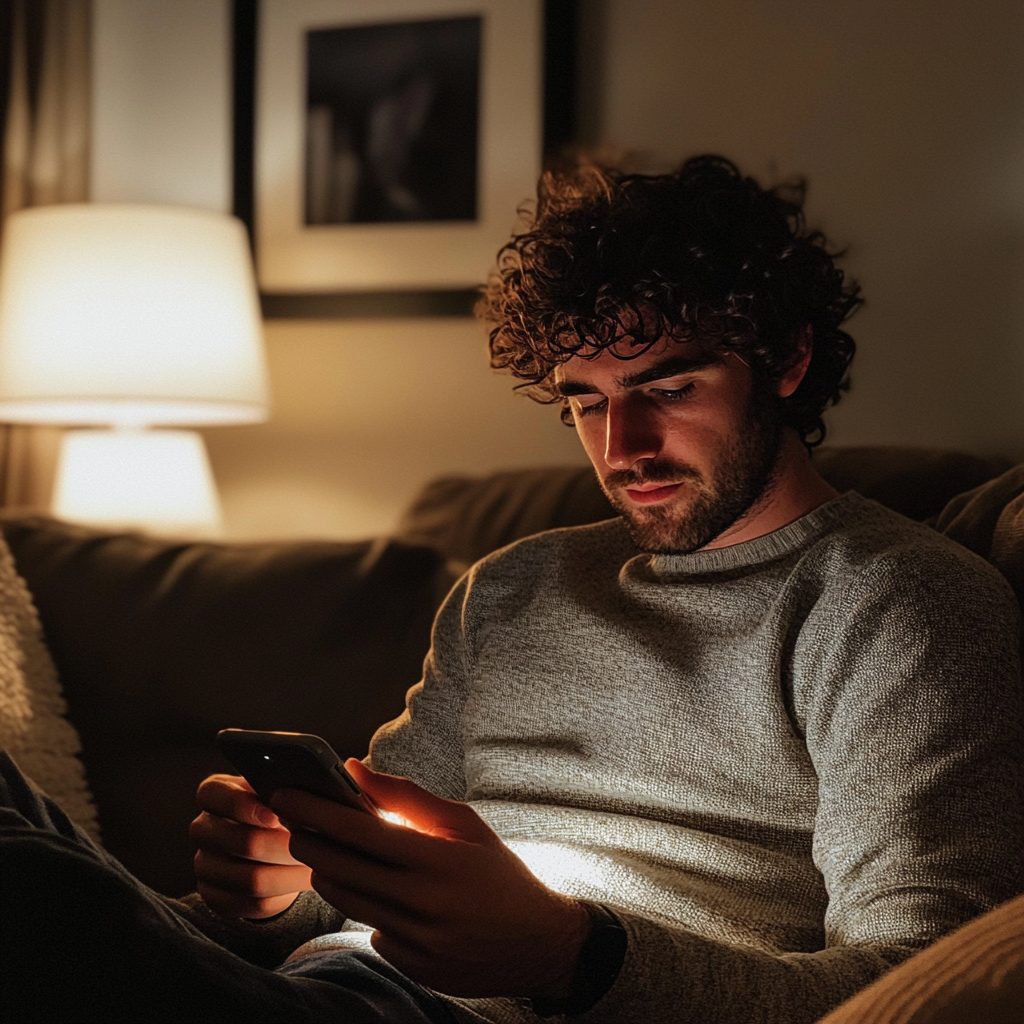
[702,430,839,550]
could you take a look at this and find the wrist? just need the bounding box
[532,902,627,1018]
[529,898,594,1000]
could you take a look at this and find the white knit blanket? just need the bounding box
[0,534,99,840]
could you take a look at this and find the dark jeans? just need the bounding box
[0,752,457,1023]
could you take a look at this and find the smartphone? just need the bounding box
[216,728,380,817]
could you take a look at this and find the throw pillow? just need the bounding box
[934,464,1023,609]
[0,533,99,840]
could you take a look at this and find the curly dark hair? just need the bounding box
[478,154,862,445]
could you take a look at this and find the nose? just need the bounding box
[603,397,661,470]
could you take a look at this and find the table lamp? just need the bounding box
[0,204,269,534]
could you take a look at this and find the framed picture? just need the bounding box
[245,0,552,302]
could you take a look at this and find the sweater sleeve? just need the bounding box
[366,570,473,799]
[800,546,1024,944]
[571,545,1024,1024]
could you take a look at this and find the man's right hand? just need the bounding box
[190,774,313,919]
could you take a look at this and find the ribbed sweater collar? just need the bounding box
[639,491,869,577]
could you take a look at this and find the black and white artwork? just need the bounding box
[255,0,541,291]
[304,16,481,225]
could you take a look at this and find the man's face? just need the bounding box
[554,338,785,554]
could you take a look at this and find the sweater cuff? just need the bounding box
[165,890,346,968]
[531,902,627,1018]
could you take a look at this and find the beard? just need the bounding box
[599,383,786,555]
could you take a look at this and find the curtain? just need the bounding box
[0,0,91,509]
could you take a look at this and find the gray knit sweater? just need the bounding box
[365,493,1024,1024]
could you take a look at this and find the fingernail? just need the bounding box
[256,806,278,827]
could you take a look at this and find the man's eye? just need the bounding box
[573,398,607,418]
[652,382,697,402]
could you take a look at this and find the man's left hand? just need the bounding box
[269,760,592,998]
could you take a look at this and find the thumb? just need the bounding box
[346,759,491,842]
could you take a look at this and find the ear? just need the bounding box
[777,325,813,399]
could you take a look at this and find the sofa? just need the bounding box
[0,444,1020,905]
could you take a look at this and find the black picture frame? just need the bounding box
[232,0,576,319]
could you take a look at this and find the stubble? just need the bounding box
[600,384,785,554]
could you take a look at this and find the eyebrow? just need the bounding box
[555,353,720,398]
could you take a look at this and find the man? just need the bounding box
[2,156,1022,1024]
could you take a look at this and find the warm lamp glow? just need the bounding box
[0,204,269,426]
[0,204,270,534]
[52,430,222,534]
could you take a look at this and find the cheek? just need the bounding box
[572,416,606,461]
[652,410,730,468]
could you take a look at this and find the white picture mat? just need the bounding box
[256,0,542,291]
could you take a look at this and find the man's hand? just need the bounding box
[190,774,313,919]
[271,760,593,999]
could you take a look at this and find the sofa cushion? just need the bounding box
[0,515,449,895]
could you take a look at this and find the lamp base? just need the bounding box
[52,428,223,535]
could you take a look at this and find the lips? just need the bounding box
[623,482,683,505]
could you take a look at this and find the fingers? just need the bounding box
[260,767,593,996]
[309,870,421,936]
[269,766,494,860]
[194,849,311,901]
[345,760,492,842]
[267,779,505,926]
[286,821,502,938]
[196,879,306,920]
[286,829,427,928]
[189,811,301,866]
[195,774,280,828]
[192,836,312,920]
[191,773,311,920]
[270,788,443,873]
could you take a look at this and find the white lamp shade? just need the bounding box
[53,429,222,533]
[0,204,269,426]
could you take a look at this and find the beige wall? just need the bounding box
[202,319,585,540]
[92,0,1023,540]
[91,0,231,209]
